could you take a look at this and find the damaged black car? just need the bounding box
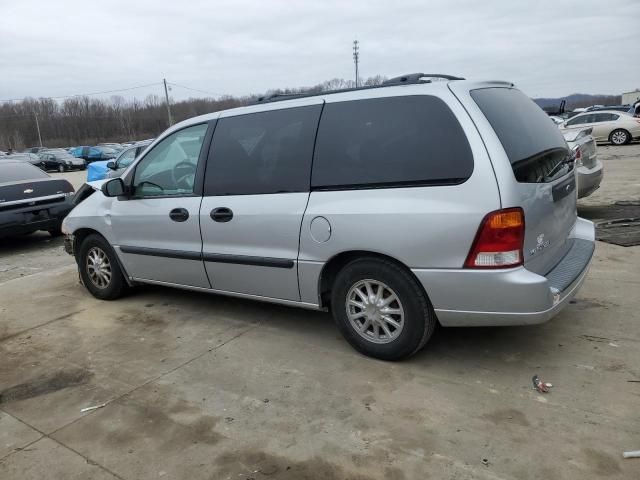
[0,159,75,238]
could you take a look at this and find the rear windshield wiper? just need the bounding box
[539,153,574,183]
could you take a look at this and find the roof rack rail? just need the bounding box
[383,73,465,85]
[253,72,464,104]
[255,92,304,103]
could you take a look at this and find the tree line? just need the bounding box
[0,76,385,150]
[0,75,622,150]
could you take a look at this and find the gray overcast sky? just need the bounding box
[1,0,639,102]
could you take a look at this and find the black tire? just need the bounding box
[330,258,437,360]
[58,164,65,173]
[609,129,630,145]
[77,233,126,300]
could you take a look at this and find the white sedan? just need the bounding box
[559,110,640,145]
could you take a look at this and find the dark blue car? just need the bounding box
[70,146,117,163]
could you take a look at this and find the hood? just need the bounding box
[562,127,593,142]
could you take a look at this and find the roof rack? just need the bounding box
[383,73,465,85]
[253,73,464,104]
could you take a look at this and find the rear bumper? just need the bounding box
[0,199,74,237]
[413,217,595,326]
[577,160,603,198]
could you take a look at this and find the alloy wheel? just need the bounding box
[346,279,405,344]
[611,130,628,145]
[86,246,112,289]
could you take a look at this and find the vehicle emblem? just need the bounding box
[530,233,550,256]
[565,184,571,192]
[24,188,34,194]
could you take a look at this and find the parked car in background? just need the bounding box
[70,146,118,163]
[97,143,124,152]
[560,111,640,145]
[562,127,603,198]
[0,159,75,238]
[62,76,595,360]
[3,153,43,167]
[22,146,48,154]
[38,149,86,172]
[549,116,564,125]
[585,105,632,113]
[86,141,152,181]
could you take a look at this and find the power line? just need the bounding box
[0,82,163,103]
[168,82,222,97]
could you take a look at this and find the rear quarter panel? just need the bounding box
[298,87,501,304]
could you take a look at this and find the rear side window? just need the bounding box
[0,162,48,182]
[205,105,322,195]
[566,116,588,126]
[312,96,473,189]
[471,88,570,183]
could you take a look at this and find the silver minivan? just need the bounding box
[62,74,595,360]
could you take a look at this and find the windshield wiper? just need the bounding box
[539,155,574,183]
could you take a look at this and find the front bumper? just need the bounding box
[412,218,595,327]
[577,160,604,199]
[0,198,74,238]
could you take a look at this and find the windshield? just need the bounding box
[0,162,48,182]
[471,87,571,183]
[98,147,117,154]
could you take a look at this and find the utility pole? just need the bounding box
[352,40,360,88]
[163,78,173,127]
[34,112,43,147]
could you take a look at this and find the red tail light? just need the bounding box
[573,146,582,166]
[464,208,525,269]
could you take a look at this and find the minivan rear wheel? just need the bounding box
[331,258,436,360]
[609,129,630,145]
[78,234,126,300]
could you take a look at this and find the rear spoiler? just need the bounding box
[562,127,593,142]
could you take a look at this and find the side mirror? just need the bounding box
[101,178,126,197]
[106,161,116,170]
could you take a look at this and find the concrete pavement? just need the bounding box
[1,145,639,479]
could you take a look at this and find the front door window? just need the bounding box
[133,124,208,197]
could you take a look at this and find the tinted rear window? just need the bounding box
[0,162,48,182]
[471,88,570,183]
[312,96,473,189]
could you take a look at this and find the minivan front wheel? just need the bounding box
[331,258,436,360]
[78,234,126,300]
[609,129,630,145]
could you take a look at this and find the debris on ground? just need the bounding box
[623,451,640,459]
[532,375,552,394]
[80,402,107,413]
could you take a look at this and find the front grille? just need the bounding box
[0,195,65,212]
